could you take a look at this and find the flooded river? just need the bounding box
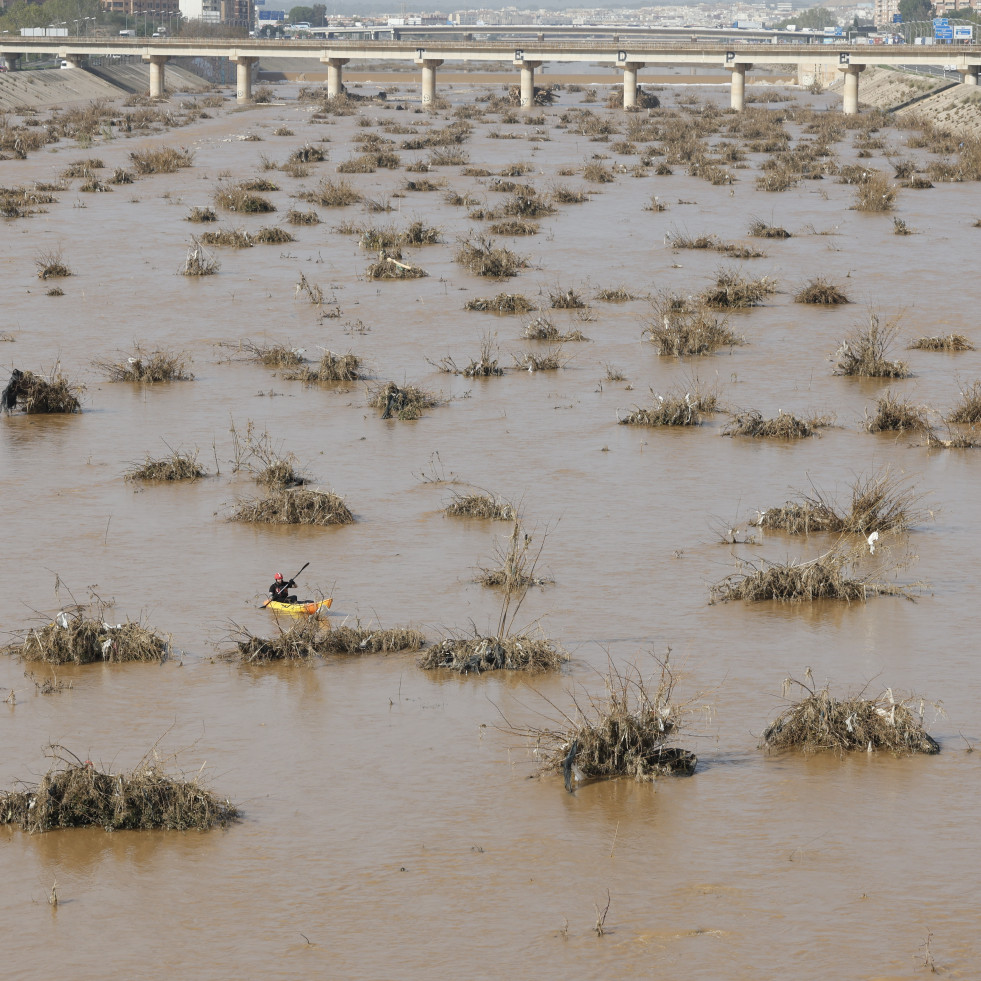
[1,71,979,979]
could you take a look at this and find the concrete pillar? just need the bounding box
[324,57,348,97]
[728,64,751,111]
[960,66,979,85]
[839,64,866,115]
[516,61,541,107]
[623,63,639,108]
[233,56,257,103]
[146,55,169,98]
[416,58,443,105]
[0,53,20,71]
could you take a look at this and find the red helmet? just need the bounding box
[274,572,283,581]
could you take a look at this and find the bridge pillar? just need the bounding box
[233,56,258,103]
[515,60,542,108]
[323,57,348,97]
[415,57,443,105]
[728,64,752,111]
[623,62,645,109]
[145,55,169,98]
[960,66,979,85]
[0,53,20,71]
[839,64,866,115]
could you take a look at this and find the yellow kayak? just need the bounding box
[263,597,333,617]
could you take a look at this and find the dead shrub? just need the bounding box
[1,367,81,414]
[947,379,981,425]
[723,410,832,440]
[833,311,911,378]
[908,334,974,352]
[794,278,850,305]
[230,489,354,526]
[35,249,72,280]
[645,298,743,356]
[455,235,525,279]
[465,293,535,314]
[129,145,194,174]
[283,351,364,383]
[369,382,442,420]
[445,492,516,520]
[865,391,932,433]
[125,449,205,481]
[95,346,193,383]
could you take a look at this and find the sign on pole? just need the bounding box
[953,24,974,40]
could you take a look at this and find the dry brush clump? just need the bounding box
[301,178,361,207]
[214,181,275,214]
[1,367,81,414]
[618,385,719,427]
[445,492,516,520]
[455,235,525,279]
[947,379,981,425]
[710,542,917,604]
[366,249,427,280]
[701,270,777,310]
[748,217,791,239]
[34,249,72,280]
[369,381,442,420]
[1,605,170,665]
[432,334,504,377]
[95,346,193,383]
[509,656,699,788]
[464,293,535,314]
[180,239,220,277]
[420,631,563,673]
[760,676,940,755]
[723,410,833,440]
[129,145,194,174]
[125,449,205,482]
[908,334,974,352]
[794,278,850,305]
[833,311,911,379]
[644,297,744,356]
[230,489,354,526]
[283,351,364,383]
[852,171,897,213]
[0,746,239,833]
[752,470,929,536]
[229,618,425,664]
[523,316,587,343]
[235,340,307,368]
[865,391,932,433]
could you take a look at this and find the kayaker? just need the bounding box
[268,572,297,604]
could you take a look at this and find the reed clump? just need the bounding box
[369,382,442,420]
[0,746,239,833]
[445,493,516,520]
[834,312,911,378]
[237,340,307,368]
[701,270,777,309]
[760,677,940,755]
[180,240,219,276]
[129,145,194,174]
[214,182,275,213]
[618,387,717,427]
[284,351,364,383]
[723,410,832,440]
[465,293,535,314]
[1,606,169,664]
[523,317,587,343]
[947,379,981,425]
[366,251,427,280]
[187,206,217,223]
[302,178,361,207]
[125,449,205,482]
[753,470,927,536]
[231,489,353,526]
[644,299,743,356]
[748,217,791,238]
[711,544,915,604]
[231,618,426,663]
[511,656,699,786]
[419,631,564,673]
[35,249,72,279]
[865,391,932,433]
[95,347,193,383]
[794,278,850,304]
[455,235,525,278]
[908,334,974,352]
[1,367,81,414]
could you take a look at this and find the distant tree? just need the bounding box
[899,0,934,22]
[288,4,326,24]
[771,7,840,30]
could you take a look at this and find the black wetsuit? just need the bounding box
[269,580,296,603]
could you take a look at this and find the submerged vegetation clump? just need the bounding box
[369,382,442,420]
[95,347,193,383]
[284,351,364,383]
[760,676,940,755]
[865,391,932,433]
[511,656,699,786]
[794,278,850,305]
[753,469,928,536]
[644,298,743,356]
[947,379,981,425]
[366,249,427,280]
[455,235,525,278]
[0,746,240,833]
[125,449,205,482]
[618,384,719,427]
[230,618,425,664]
[1,367,82,414]
[445,492,516,520]
[231,489,354,526]
[464,292,535,314]
[711,543,916,604]
[419,631,564,673]
[833,311,911,379]
[129,145,194,175]
[907,334,974,352]
[723,410,832,440]
[1,605,170,664]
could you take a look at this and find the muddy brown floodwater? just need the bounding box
[1,73,979,980]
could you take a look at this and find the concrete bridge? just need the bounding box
[2,36,981,113]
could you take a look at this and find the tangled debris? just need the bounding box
[760,676,941,755]
[125,449,205,481]
[1,367,82,414]
[723,410,832,440]
[0,745,239,832]
[1,606,170,664]
[369,382,442,420]
[283,351,364,383]
[95,346,193,383]
[230,489,354,526]
[419,631,564,673]
[510,656,699,787]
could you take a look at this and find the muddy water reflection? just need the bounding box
[0,77,979,980]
